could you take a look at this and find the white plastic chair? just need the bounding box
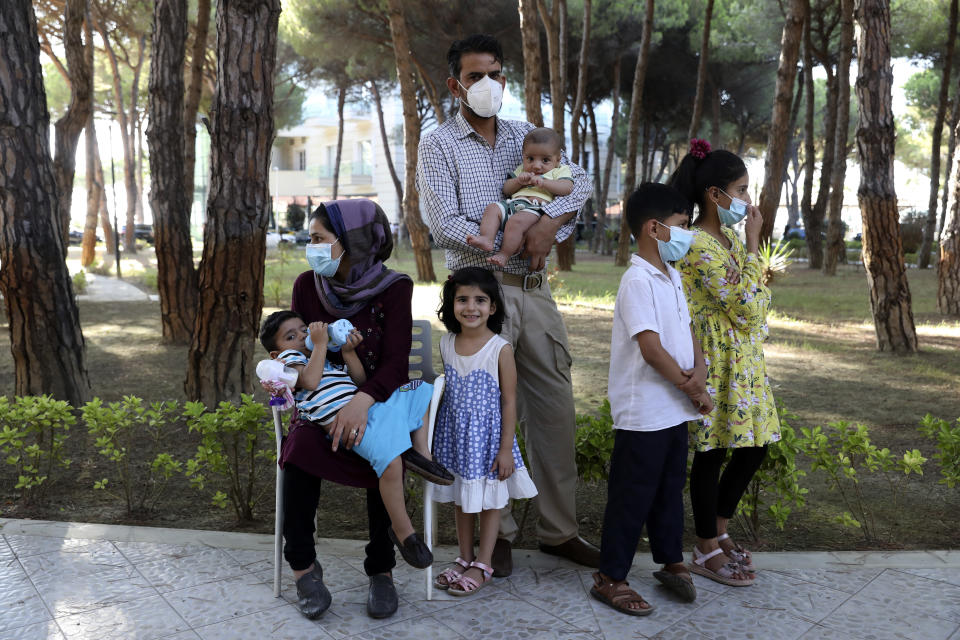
[269,319,443,599]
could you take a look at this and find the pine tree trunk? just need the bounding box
[616,0,654,267]
[855,0,918,351]
[184,0,281,404]
[371,80,403,208]
[687,0,714,141]
[82,10,101,268]
[183,0,211,202]
[919,0,958,268]
[939,117,960,315]
[939,80,960,241]
[0,0,91,404]
[758,0,806,242]
[537,0,566,141]
[569,0,591,165]
[94,145,116,256]
[52,0,92,249]
[148,0,199,344]
[600,55,621,256]
[333,84,345,200]
[800,21,816,262]
[519,0,544,127]
[824,0,854,275]
[386,0,435,282]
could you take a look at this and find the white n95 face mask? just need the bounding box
[458,75,503,118]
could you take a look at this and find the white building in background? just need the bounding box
[266,86,624,233]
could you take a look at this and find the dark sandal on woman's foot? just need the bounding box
[590,572,655,617]
[653,568,697,602]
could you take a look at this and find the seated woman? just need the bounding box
[279,199,442,620]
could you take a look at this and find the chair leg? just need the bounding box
[274,467,284,598]
[424,375,444,601]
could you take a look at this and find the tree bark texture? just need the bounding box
[183,0,211,202]
[824,0,854,275]
[569,0,591,165]
[538,0,565,140]
[854,0,918,351]
[939,76,960,241]
[81,8,101,267]
[615,0,654,267]
[148,0,199,344]
[184,0,281,404]
[800,20,816,258]
[939,116,960,315]
[519,0,544,127]
[371,80,403,210]
[687,0,714,141]
[918,0,958,268]
[0,0,91,404]
[52,0,92,248]
[599,55,621,256]
[333,84,345,200]
[758,0,806,243]
[386,0,435,281]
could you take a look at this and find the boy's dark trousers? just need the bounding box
[598,423,688,581]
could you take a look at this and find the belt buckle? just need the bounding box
[522,273,543,291]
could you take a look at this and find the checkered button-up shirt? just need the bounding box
[416,112,591,274]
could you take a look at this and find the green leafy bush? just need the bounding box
[800,421,926,541]
[734,403,808,540]
[183,395,276,521]
[574,400,615,483]
[72,270,88,295]
[899,210,925,254]
[758,238,795,286]
[0,395,75,503]
[918,414,960,488]
[81,396,182,513]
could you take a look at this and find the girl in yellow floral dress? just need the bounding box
[667,141,781,587]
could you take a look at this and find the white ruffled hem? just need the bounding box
[431,470,539,513]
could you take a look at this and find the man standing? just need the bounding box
[416,34,599,575]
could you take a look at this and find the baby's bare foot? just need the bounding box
[487,253,508,267]
[466,234,494,252]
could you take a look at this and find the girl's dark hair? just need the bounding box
[437,267,506,334]
[308,204,350,254]
[667,149,747,222]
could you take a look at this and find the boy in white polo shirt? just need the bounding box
[590,183,713,617]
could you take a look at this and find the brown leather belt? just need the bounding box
[498,271,544,291]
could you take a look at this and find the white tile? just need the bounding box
[766,568,885,595]
[158,632,202,640]
[898,567,960,590]
[113,541,220,566]
[861,569,960,624]
[336,614,468,640]
[2,619,66,640]
[4,537,115,560]
[19,547,130,581]
[0,536,15,561]
[56,594,191,640]
[162,573,285,627]
[193,604,335,639]
[135,548,247,593]
[819,589,958,640]
[304,583,423,639]
[417,592,585,640]
[33,563,158,617]
[221,548,273,574]
[718,569,853,623]
[0,577,52,634]
[671,595,815,639]
[499,568,601,633]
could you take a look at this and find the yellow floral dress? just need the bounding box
[676,226,781,451]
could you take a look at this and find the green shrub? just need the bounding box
[899,210,925,254]
[72,270,88,295]
[183,395,276,521]
[734,403,807,541]
[87,260,113,276]
[141,270,159,293]
[574,399,615,483]
[81,396,182,513]
[0,395,74,503]
[918,414,960,488]
[758,238,794,286]
[799,421,926,541]
[285,203,306,231]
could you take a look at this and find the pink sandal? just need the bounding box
[434,557,470,590]
[448,560,493,596]
[688,546,753,587]
[718,533,755,572]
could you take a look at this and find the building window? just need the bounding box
[297,150,306,171]
[354,140,373,176]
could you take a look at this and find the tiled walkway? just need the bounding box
[1,518,958,640]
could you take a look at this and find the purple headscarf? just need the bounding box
[314,199,411,318]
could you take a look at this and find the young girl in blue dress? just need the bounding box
[431,267,538,596]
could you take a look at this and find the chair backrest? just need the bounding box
[410,319,437,383]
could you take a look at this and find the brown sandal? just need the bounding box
[590,572,655,617]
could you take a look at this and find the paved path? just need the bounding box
[1,518,957,640]
[77,273,155,303]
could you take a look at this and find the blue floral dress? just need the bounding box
[431,333,538,513]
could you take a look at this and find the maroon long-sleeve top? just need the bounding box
[278,269,413,488]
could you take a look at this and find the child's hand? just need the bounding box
[491,448,515,481]
[529,175,544,187]
[308,321,329,353]
[690,391,714,415]
[340,329,363,353]
[516,171,535,186]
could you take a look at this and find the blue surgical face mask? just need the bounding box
[305,239,341,277]
[656,221,694,262]
[717,188,748,225]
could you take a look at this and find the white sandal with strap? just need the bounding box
[448,560,493,596]
[434,557,470,590]
[718,533,755,572]
[688,546,753,587]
